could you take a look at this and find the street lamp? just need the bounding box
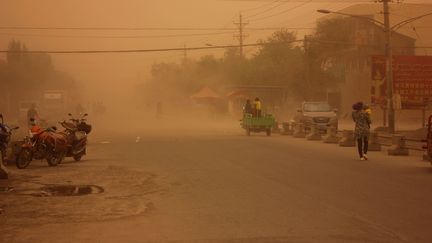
[317,9,432,34]
[317,8,432,133]
[317,9,385,27]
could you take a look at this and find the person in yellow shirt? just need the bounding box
[253,97,262,117]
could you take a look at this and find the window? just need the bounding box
[303,103,331,112]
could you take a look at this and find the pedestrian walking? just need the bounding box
[352,102,371,160]
[75,103,85,116]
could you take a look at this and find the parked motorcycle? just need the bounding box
[0,114,19,165]
[16,121,68,169]
[59,113,92,162]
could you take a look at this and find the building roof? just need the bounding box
[190,86,222,99]
[332,3,432,54]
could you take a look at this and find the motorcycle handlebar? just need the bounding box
[68,113,88,119]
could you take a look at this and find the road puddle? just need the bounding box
[35,184,104,197]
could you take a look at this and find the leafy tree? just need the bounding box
[1,40,81,116]
[141,26,362,104]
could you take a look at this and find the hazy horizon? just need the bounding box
[0,0,429,116]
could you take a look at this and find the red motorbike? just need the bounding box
[424,115,432,165]
[59,113,92,162]
[16,122,68,169]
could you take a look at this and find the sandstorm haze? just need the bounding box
[0,0,355,120]
[0,0,430,127]
[3,1,432,242]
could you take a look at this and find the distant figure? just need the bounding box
[253,97,262,117]
[27,104,39,126]
[98,102,106,114]
[352,102,371,161]
[93,101,106,116]
[29,118,41,134]
[156,102,163,119]
[243,99,253,115]
[75,104,85,116]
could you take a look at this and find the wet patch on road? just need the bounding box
[34,184,104,197]
[0,165,166,226]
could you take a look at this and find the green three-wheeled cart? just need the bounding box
[240,113,276,136]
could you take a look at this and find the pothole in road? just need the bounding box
[35,184,104,197]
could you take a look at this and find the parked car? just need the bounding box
[294,101,338,133]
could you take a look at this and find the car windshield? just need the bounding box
[303,103,331,112]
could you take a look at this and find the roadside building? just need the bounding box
[318,3,431,123]
[190,86,226,115]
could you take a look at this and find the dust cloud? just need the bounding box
[2,1,429,138]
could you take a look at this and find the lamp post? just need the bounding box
[317,7,432,133]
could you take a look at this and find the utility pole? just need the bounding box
[183,44,187,60]
[304,35,312,100]
[234,13,248,59]
[317,2,432,133]
[382,0,395,133]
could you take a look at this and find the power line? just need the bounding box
[0,26,240,31]
[0,40,304,54]
[248,0,313,22]
[241,0,283,13]
[396,3,429,54]
[1,39,428,55]
[225,0,373,2]
[0,26,311,31]
[248,27,314,30]
[0,44,258,54]
[311,39,432,50]
[245,1,290,19]
[0,27,314,32]
[274,1,351,27]
[0,31,237,39]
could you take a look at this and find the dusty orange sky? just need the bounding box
[0,0,428,112]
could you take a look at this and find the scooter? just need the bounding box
[59,113,92,161]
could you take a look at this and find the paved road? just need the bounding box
[1,123,432,243]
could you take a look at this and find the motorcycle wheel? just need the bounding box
[73,153,83,162]
[73,147,86,162]
[16,148,32,169]
[46,152,63,166]
[1,149,6,166]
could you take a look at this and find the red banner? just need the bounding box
[371,55,432,109]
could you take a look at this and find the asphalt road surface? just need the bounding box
[1,121,432,243]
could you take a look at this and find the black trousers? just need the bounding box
[357,137,369,158]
